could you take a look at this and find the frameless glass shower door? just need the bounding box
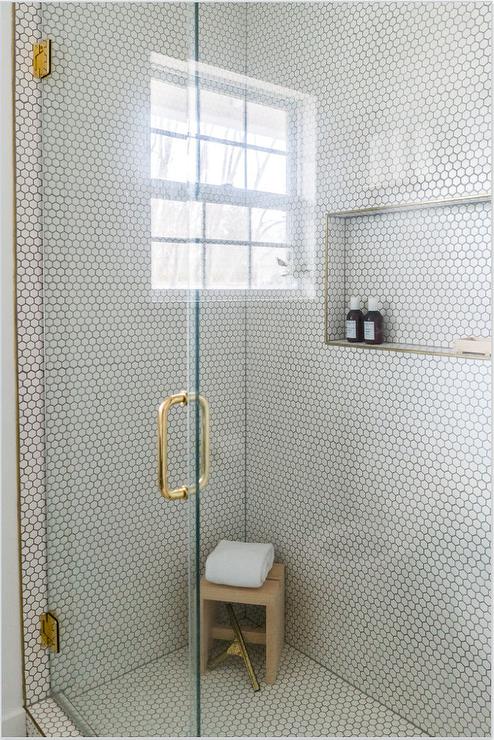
[39,1,315,734]
[29,1,491,737]
[41,2,203,735]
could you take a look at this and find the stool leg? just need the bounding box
[265,597,284,684]
[200,598,215,673]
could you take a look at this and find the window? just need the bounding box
[150,56,315,294]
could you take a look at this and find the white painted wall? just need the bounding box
[1,2,26,736]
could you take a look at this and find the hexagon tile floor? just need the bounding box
[29,645,427,737]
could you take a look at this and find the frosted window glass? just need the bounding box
[200,141,245,188]
[247,102,287,151]
[252,247,294,289]
[247,149,287,194]
[151,242,202,289]
[200,89,244,143]
[150,133,194,183]
[205,203,249,241]
[206,244,249,288]
[151,199,202,239]
[150,80,188,134]
[251,208,287,243]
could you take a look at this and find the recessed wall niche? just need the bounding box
[325,195,491,358]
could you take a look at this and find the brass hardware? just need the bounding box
[191,392,210,494]
[40,612,59,652]
[208,604,260,692]
[158,392,188,500]
[326,192,491,219]
[32,39,51,79]
[157,392,210,501]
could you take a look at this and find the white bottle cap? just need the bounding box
[349,296,360,310]
[367,297,379,312]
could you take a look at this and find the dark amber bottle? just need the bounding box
[346,297,364,342]
[364,297,384,345]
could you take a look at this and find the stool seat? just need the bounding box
[200,562,285,684]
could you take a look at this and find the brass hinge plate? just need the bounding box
[40,612,60,652]
[32,39,51,79]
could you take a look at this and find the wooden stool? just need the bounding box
[200,563,285,685]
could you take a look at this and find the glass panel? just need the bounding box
[39,0,318,735]
[199,88,244,142]
[205,243,249,288]
[29,0,488,738]
[151,198,202,239]
[252,245,294,288]
[150,132,193,183]
[200,140,245,188]
[151,242,202,289]
[151,79,189,134]
[251,207,287,243]
[247,100,288,150]
[195,2,317,728]
[205,202,249,241]
[147,13,315,297]
[246,148,287,193]
[41,2,201,737]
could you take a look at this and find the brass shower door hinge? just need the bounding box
[32,39,51,79]
[40,612,60,652]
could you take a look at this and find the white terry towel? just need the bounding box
[205,540,275,588]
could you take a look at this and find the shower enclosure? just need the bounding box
[24,1,490,737]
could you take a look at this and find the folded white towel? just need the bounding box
[205,540,275,588]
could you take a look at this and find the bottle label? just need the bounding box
[346,320,357,339]
[364,321,375,340]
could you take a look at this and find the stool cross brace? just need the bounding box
[207,603,260,692]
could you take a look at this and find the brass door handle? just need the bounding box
[157,392,210,501]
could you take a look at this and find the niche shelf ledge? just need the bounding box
[326,339,491,360]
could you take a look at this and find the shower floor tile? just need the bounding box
[50,645,426,737]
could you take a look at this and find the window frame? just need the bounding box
[149,57,311,296]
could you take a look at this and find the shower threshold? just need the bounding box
[28,645,427,737]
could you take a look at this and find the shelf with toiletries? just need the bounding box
[324,193,491,360]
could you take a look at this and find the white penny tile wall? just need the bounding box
[245,2,491,737]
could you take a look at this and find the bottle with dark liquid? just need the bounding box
[364,297,384,345]
[346,296,364,343]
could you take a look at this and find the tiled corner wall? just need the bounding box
[15,0,248,720]
[245,2,491,737]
